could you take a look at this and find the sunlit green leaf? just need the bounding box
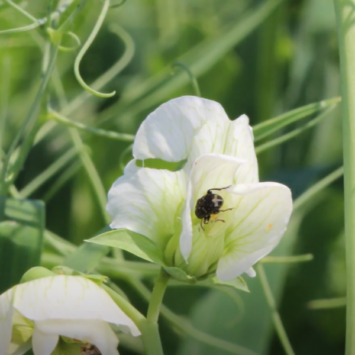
[85,229,164,264]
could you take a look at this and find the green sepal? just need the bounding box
[51,266,108,285]
[20,267,56,283]
[163,266,197,284]
[85,229,164,265]
[51,339,82,355]
[210,276,249,293]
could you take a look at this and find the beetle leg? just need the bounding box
[207,185,232,194]
[219,207,234,213]
[200,219,205,231]
[214,218,225,224]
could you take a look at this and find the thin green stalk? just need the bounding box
[293,166,344,210]
[3,44,58,186]
[69,128,110,223]
[48,108,134,141]
[253,96,341,141]
[261,254,313,264]
[172,61,201,97]
[42,162,81,202]
[255,106,335,154]
[50,61,110,223]
[307,297,346,310]
[19,147,81,198]
[0,0,47,35]
[73,0,115,98]
[334,2,355,354]
[256,264,295,355]
[0,55,10,194]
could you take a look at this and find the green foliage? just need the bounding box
[0,0,346,355]
[0,197,44,293]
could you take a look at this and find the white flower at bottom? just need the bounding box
[0,276,140,355]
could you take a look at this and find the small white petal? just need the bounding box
[107,166,186,249]
[225,115,259,183]
[216,182,292,280]
[35,320,119,355]
[186,117,229,171]
[133,96,229,162]
[10,276,140,337]
[0,294,14,355]
[245,267,256,278]
[180,154,245,261]
[32,326,58,355]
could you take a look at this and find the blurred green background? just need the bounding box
[0,0,345,354]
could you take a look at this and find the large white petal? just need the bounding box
[0,294,14,355]
[107,166,186,249]
[225,115,259,183]
[32,326,58,355]
[35,320,119,355]
[10,276,140,337]
[216,182,292,280]
[133,96,230,162]
[180,154,245,261]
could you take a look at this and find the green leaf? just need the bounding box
[63,243,110,273]
[252,97,340,142]
[0,196,44,293]
[85,229,164,265]
[211,276,249,293]
[164,266,197,284]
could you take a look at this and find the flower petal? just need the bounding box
[5,341,31,355]
[0,294,14,355]
[32,326,58,355]
[35,320,119,355]
[180,154,245,261]
[133,96,229,162]
[225,115,259,183]
[216,182,292,280]
[107,166,186,249]
[9,276,140,337]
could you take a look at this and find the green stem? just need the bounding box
[147,268,170,323]
[140,268,170,355]
[19,147,80,198]
[256,264,295,355]
[139,320,165,355]
[334,2,355,354]
[261,254,313,264]
[48,108,134,141]
[4,44,58,187]
[293,166,344,210]
[130,278,257,355]
[307,297,346,310]
[255,106,335,154]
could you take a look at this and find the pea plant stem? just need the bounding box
[333,2,355,354]
[142,267,170,355]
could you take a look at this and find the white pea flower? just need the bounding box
[107,96,292,281]
[0,275,140,355]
